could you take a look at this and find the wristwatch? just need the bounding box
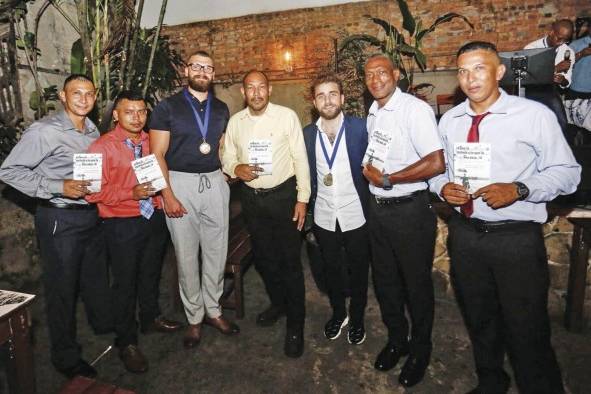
[514,181,529,201]
[382,174,393,191]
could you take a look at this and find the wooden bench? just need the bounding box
[220,213,253,318]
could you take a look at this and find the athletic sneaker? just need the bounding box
[324,316,349,340]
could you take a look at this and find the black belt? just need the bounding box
[373,190,426,205]
[38,200,96,210]
[458,214,537,233]
[246,176,295,196]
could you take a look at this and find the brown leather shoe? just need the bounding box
[119,344,148,373]
[142,316,183,334]
[183,323,202,349]
[204,315,240,335]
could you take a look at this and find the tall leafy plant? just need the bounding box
[13,0,182,124]
[339,0,473,92]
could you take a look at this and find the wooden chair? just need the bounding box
[436,94,455,116]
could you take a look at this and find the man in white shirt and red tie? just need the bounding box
[431,41,580,394]
[303,73,371,345]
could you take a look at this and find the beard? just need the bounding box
[318,106,342,120]
[188,76,212,92]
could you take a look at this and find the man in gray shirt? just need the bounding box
[0,74,112,378]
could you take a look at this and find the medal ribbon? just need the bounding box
[317,121,345,172]
[183,88,212,143]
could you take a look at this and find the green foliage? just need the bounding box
[70,39,85,75]
[107,27,183,107]
[15,31,40,56]
[28,85,58,119]
[339,0,474,100]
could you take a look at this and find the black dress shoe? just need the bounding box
[256,305,286,327]
[141,316,183,334]
[398,356,429,388]
[374,342,409,371]
[58,359,97,379]
[284,329,304,358]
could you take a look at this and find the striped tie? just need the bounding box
[125,139,154,219]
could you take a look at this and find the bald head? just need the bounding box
[242,70,269,87]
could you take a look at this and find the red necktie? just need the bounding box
[461,112,490,217]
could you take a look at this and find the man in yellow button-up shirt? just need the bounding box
[222,70,310,358]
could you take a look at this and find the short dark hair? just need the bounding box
[364,53,397,69]
[186,50,212,64]
[456,41,498,57]
[242,70,269,86]
[63,74,94,90]
[113,90,145,109]
[310,73,343,97]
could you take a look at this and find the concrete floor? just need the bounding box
[8,244,591,394]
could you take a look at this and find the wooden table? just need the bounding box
[0,295,36,394]
[562,208,591,332]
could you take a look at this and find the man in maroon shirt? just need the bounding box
[87,91,182,373]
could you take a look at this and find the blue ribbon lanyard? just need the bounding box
[318,121,346,172]
[183,88,211,143]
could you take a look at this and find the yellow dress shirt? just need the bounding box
[222,102,311,203]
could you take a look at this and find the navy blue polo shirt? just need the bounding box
[149,89,230,173]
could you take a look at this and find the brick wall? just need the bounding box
[162,0,591,82]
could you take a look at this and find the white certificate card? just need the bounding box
[73,153,102,193]
[248,140,273,176]
[131,154,167,192]
[363,129,392,172]
[453,142,491,194]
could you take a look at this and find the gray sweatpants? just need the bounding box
[166,170,229,324]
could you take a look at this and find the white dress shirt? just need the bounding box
[524,36,575,86]
[430,89,581,223]
[314,114,365,232]
[367,88,443,197]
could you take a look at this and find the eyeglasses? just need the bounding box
[187,63,215,74]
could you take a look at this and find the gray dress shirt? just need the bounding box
[0,110,99,204]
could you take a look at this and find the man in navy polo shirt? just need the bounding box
[150,50,239,349]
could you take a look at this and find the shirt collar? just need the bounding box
[315,111,344,134]
[112,123,148,143]
[368,87,401,116]
[57,110,97,135]
[453,88,510,118]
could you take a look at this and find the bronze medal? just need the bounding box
[323,173,333,186]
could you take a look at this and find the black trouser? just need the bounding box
[525,85,568,135]
[102,209,168,348]
[368,191,436,359]
[241,177,305,330]
[35,206,112,370]
[313,222,370,326]
[448,215,564,394]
